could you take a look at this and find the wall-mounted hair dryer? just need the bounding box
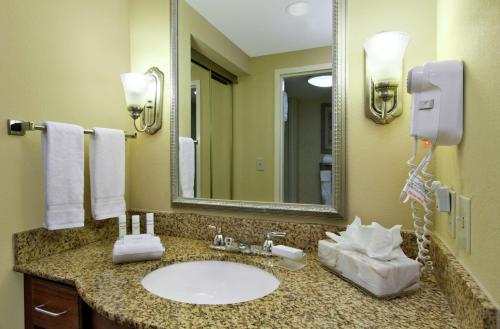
[402,60,464,274]
[407,60,463,145]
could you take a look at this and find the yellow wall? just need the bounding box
[434,0,500,305]
[128,0,172,211]
[129,0,437,230]
[346,0,436,228]
[0,0,131,327]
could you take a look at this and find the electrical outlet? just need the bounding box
[456,195,472,254]
[448,190,456,239]
[256,158,265,171]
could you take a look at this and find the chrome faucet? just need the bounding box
[208,225,224,246]
[262,230,286,253]
[207,227,287,256]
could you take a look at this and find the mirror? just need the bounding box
[171,0,346,216]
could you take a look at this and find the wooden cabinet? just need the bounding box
[24,275,128,329]
[24,275,82,329]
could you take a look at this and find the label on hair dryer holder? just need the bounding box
[402,175,431,206]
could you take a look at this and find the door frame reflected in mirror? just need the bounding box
[190,80,201,197]
[274,63,333,204]
[170,0,347,217]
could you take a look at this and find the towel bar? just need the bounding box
[7,119,137,139]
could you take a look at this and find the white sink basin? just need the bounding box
[141,260,280,305]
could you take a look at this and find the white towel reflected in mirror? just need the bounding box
[320,170,332,206]
[179,137,195,198]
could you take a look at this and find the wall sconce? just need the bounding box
[364,31,410,124]
[120,67,164,134]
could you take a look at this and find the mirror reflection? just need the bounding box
[177,0,333,205]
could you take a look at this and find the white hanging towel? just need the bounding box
[42,122,85,230]
[179,137,195,198]
[321,154,333,164]
[89,128,126,220]
[320,170,332,206]
[283,91,289,122]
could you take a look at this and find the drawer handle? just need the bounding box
[34,304,68,317]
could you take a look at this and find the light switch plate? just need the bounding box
[457,195,471,254]
[448,190,456,239]
[256,158,265,171]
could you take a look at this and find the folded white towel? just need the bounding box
[119,239,163,253]
[123,234,159,243]
[112,237,165,264]
[320,170,332,206]
[42,122,84,230]
[179,137,195,198]
[89,128,126,220]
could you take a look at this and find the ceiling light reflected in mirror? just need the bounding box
[286,2,311,17]
[308,75,333,88]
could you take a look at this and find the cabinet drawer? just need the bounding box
[28,276,81,329]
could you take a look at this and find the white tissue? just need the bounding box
[325,217,405,261]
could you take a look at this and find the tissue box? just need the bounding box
[318,240,420,299]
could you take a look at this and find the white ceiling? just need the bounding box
[185,0,332,57]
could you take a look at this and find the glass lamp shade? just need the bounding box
[364,32,410,83]
[120,73,152,109]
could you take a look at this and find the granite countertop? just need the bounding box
[14,236,458,329]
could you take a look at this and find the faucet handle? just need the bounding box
[208,224,222,233]
[208,225,224,246]
[263,230,286,252]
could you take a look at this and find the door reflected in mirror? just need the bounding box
[177,0,334,206]
[281,70,333,205]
